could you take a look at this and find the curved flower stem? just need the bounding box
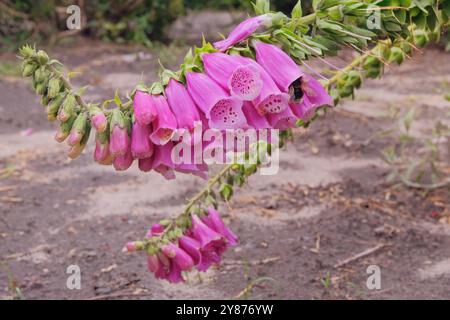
[183,164,234,215]
[293,12,317,27]
[48,64,90,111]
[323,43,384,88]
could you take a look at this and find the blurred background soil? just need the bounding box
[0,2,449,299]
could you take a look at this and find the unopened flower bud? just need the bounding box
[19,45,36,59]
[388,47,405,65]
[36,50,49,65]
[35,82,47,95]
[68,112,88,146]
[89,106,107,133]
[22,61,38,77]
[41,95,51,106]
[122,241,144,253]
[113,147,133,171]
[109,109,130,157]
[94,131,110,162]
[58,94,77,122]
[68,122,91,159]
[55,114,77,143]
[46,93,66,121]
[47,77,61,99]
[34,66,49,83]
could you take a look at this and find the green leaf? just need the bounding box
[253,0,270,15]
[292,0,303,19]
[219,183,233,202]
[403,108,415,132]
[114,90,122,107]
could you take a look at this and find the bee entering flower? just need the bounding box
[289,77,305,103]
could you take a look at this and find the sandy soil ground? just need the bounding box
[0,41,449,299]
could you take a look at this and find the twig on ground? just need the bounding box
[87,291,152,300]
[334,243,390,268]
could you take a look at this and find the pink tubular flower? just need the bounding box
[151,143,176,180]
[190,214,227,270]
[266,106,298,130]
[202,53,262,100]
[145,223,165,238]
[186,72,247,129]
[214,14,272,51]
[298,74,333,107]
[91,112,107,133]
[254,42,333,108]
[203,208,238,246]
[242,102,271,129]
[161,243,195,271]
[133,90,157,126]
[254,41,303,93]
[150,95,177,145]
[178,235,202,265]
[165,79,202,135]
[94,139,110,163]
[234,55,289,115]
[109,126,129,157]
[138,157,153,172]
[113,145,133,171]
[131,122,154,159]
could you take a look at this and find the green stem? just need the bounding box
[295,12,317,26]
[48,64,89,111]
[324,45,378,88]
[183,164,234,215]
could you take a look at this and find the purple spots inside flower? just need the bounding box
[228,65,262,100]
[257,93,289,115]
[209,98,246,129]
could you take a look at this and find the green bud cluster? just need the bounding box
[18,45,90,159]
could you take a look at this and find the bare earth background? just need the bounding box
[0,36,449,299]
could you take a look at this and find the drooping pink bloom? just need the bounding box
[190,214,228,270]
[161,243,195,271]
[131,122,154,159]
[113,145,133,171]
[242,102,271,129]
[145,223,165,238]
[123,241,143,253]
[151,143,176,180]
[202,53,262,100]
[165,79,202,136]
[202,208,238,246]
[266,105,298,130]
[147,254,162,273]
[214,14,272,51]
[109,126,130,157]
[186,72,247,130]
[254,42,333,108]
[166,260,184,283]
[91,112,107,134]
[178,235,202,266]
[133,90,157,126]
[254,41,303,93]
[151,223,165,235]
[234,55,289,115]
[94,139,110,163]
[297,74,333,108]
[138,157,153,172]
[150,95,177,145]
